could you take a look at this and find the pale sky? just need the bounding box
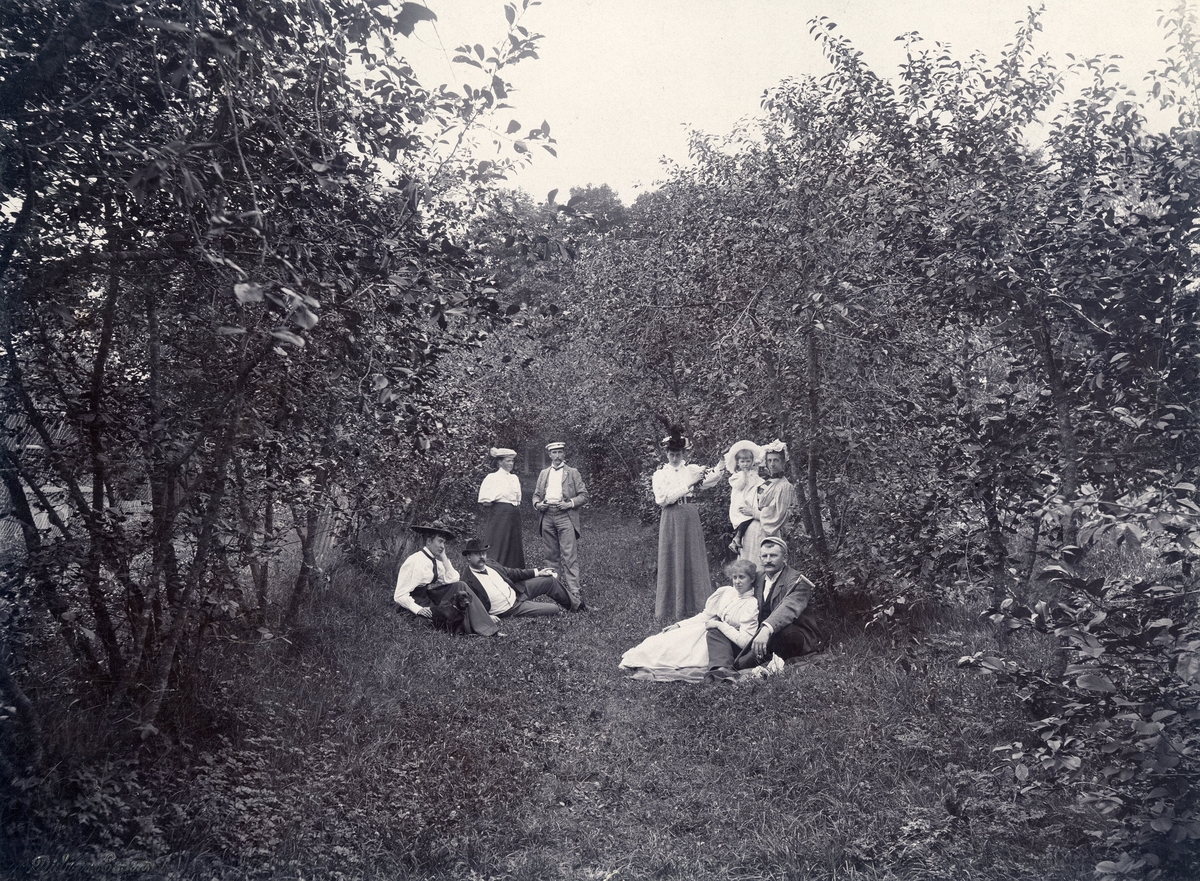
[403,0,1179,203]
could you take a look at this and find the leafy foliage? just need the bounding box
[450,7,1200,877]
[2,3,1199,878]
[0,0,548,781]
[961,478,1200,878]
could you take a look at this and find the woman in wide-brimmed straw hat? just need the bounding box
[651,425,725,621]
[477,446,526,568]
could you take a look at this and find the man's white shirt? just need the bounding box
[763,571,781,602]
[545,466,565,504]
[759,571,781,635]
[472,566,516,615]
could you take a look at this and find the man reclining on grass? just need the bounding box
[393,523,504,637]
[459,537,575,618]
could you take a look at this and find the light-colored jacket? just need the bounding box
[532,465,588,535]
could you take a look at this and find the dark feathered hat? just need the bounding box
[658,418,690,452]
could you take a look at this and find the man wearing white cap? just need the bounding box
[532,441,589,610]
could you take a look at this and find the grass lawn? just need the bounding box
[11,507,1104,880]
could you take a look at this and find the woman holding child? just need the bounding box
[652,427,725,620]
[620,559,761,681]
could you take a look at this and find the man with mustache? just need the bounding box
[459,537,573,618]
[533,441,589,611]
[706,536,820,675]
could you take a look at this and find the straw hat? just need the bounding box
[411,522,458,541]
[723,439,765,471]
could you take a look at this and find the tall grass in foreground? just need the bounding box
[6,508,1128,879]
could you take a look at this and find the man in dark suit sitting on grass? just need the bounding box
[459,538,575,618]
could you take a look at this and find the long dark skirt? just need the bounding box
[482,503,526,569]
[655,504,713,621]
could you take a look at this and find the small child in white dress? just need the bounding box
[620,560,760,680]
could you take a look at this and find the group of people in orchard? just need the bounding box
[392,432,820,679]
[476,441,589,611]
[623,429,819,680]
[394,441,588,637]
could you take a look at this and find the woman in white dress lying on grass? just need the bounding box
[620,559,760,682]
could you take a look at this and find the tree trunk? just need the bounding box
[0,444,100,677]
[283,504,322,629]
[980,479,1010,608]
[139,409,241,728]
[805,323,831,568]
[1022,514,1042,588]
[78,217,128,686]
[1031,318,1081,547]
[134,284,180,707]
[0,635,45,770]
[234,452,275,628]
[0,178,107,680]
[255,494,276,622]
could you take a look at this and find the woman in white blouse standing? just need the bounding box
[652,427,725,621]
[477,446,526,568]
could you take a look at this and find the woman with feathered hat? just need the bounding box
[651,425,725,620]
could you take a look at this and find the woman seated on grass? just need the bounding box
[619,559,760,682]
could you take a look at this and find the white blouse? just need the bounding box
[652,462,722,507]
[393,549,460,615]
[478,470,521,505]
[679,584,761,648]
